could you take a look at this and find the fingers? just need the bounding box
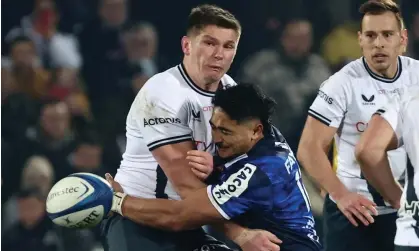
[342,210,359,227]
[357,205,375,224]
[263,243,280,251]
[360,199,379,216]
[191,167,209,180]
[186,155,206,164]
[348,206,370,226]
[189,161,212,175]
[263,231,282,244]
[105,173,114,183]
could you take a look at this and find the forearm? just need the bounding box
[298,146,348,200]
[122,195,199,231]
[357,150,402,208]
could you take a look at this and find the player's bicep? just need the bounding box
[151,141,207,198]
[299,116,337,153]
[207,164,272,220]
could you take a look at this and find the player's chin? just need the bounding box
[217,147,232,159]
[205,70,224,82]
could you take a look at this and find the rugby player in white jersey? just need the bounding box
[297,0,418,251]
[356,85,419,251]
[101,4,279,251]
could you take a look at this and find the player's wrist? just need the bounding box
[111,192,127,216]
[233,228,252,246]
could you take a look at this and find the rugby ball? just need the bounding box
[46,172,113,228]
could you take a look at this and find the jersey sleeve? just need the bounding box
[375,99,403,147]
[132,75,193,151]
[308,73,350,128]
[206,163,272,220]
[402,96,419,167]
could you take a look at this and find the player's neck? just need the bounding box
[182,59,220,92]
[366,58,399,79]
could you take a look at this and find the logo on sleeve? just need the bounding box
[212,164,257,205]
[317,90,334,105]
[143,118,182,126]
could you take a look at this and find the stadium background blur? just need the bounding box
[1,0,419,250]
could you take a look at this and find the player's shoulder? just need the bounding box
[320,57,366,90]
[141,65,186,94]
[400,85,419,111]
[399,56,419,72]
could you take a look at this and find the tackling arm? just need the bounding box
[120,187,223,231]
[151,143,250,242]
[355,114,402,209]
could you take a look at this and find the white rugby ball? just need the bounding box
[46,172,113,228]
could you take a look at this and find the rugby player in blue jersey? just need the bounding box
[107,84,322,251]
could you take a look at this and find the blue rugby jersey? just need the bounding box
[207,128,322,251]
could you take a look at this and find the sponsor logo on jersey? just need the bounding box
[355,121,368,132]
[212,164,257,205]
[191,110,201,122]
[317,90,334,105]
[378,88,400,95]
[203,106,213,112]
[362,94,375,105]
[143,117,181,126]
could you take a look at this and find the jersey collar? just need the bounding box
[178,63,223,97]
[362,56,402,83]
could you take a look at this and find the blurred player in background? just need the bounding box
[107,83,322,251]
[297,0,419,250]
[356,85,419,251]
[102,4,279,251]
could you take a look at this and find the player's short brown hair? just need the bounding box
[186,4,241,36]
[359,0,405,30]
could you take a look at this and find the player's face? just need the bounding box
[188,25,240,84]
[358,12,407,73]
[210,107,263,159]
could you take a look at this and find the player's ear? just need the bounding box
[251,123,264,141]
[400,29,408,51]
[181,36,191,56]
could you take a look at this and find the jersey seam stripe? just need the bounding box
[148,135,193,151]
[375,109,385,115]
[177,65,214,97]
[147,134,192,147]
[308,109,331,123]
[308,109,331,126]
[206,185,231,220]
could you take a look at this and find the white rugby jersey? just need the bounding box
[309,56,419,214]
[114,63,237,200]
[378,86,419,246]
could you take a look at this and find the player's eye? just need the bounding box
[224,44,235,49]
[220,129,230,135]
[204,41,215,46]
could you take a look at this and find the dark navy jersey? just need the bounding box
[207,127,322,251]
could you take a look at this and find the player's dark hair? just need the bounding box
[186,4,241,36]
[359,0,404,30]
[212,83,276,134]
